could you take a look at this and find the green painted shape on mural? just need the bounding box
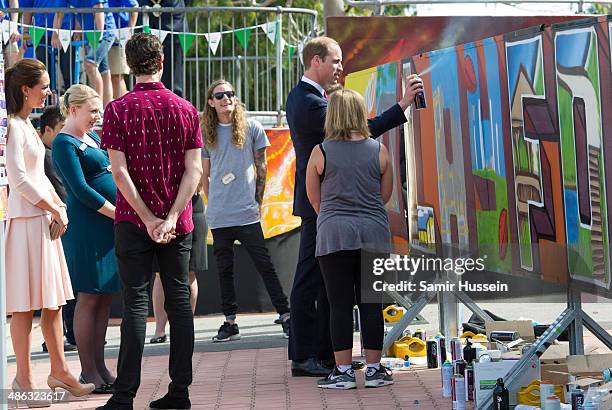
[586,34,601,116]
[558,86,576,185]
[474,169,512,272]
[517,137,529,170]
[518,218,533,269]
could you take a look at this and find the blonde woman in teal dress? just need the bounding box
[52,84,119,393]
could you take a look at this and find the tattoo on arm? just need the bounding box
[254,147,267,205]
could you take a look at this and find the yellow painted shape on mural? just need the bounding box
[345,67,377,118]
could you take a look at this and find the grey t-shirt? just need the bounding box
[203,119,270,229]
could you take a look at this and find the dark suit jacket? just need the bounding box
[286,80,407,218]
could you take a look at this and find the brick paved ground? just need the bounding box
[5,303,612,409]
[7,348,456,409]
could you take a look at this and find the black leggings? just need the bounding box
[318,250,384,352]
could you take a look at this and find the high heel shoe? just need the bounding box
[11,378,51,408]
[46,375,95,397]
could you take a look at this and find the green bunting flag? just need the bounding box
[288,45,295,60]
[30,26,45,49]
[178,33,195,53]
[85,31,102,48]
[234,28,250,50]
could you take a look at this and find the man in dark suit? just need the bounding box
[286,36,423,376]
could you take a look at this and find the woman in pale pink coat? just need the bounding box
[4,59,94,405]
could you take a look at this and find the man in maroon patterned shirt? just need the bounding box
[97,33,203,410]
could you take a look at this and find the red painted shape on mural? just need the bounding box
[464,54,478,93]
[499,208,508,260]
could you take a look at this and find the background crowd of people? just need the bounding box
[0,0,187,103]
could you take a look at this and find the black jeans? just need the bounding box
[112,222,194,404]
[288,216,333,361]
[211,222,289,318]
[318,250,384,352]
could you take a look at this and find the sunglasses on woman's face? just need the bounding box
[213,91,235,100]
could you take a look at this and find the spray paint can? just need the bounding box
[426,337,438,369]
[490,330,520,342]
[571,387,584,410]
[437,334,447,365]
[452,374,466,410]
[465,364,474,401]
[414,329,426,341]
[451,337,463,361]
[454,359,467,378]
[413,74,426,111]
[442,360,453,398]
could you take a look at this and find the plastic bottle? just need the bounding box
[493,378,510,410]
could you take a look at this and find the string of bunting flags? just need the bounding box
[1,19,304,61]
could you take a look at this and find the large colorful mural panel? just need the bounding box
[345,15,612,292]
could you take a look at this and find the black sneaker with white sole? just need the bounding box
[317,366,356,390]
[364,364,394,388]
[212,322,241,342]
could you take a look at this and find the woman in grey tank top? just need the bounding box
[305,89,395,389]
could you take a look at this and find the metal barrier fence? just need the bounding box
[1,6,318,121]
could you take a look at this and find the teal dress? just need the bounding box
[52,131,120,294]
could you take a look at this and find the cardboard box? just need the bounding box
[485,320,535,342]
[542,353,612,387]
[474,356,540,407]
[541,363,569,385]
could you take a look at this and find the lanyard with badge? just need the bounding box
[78,141,112,173]
[222,172,235,185]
